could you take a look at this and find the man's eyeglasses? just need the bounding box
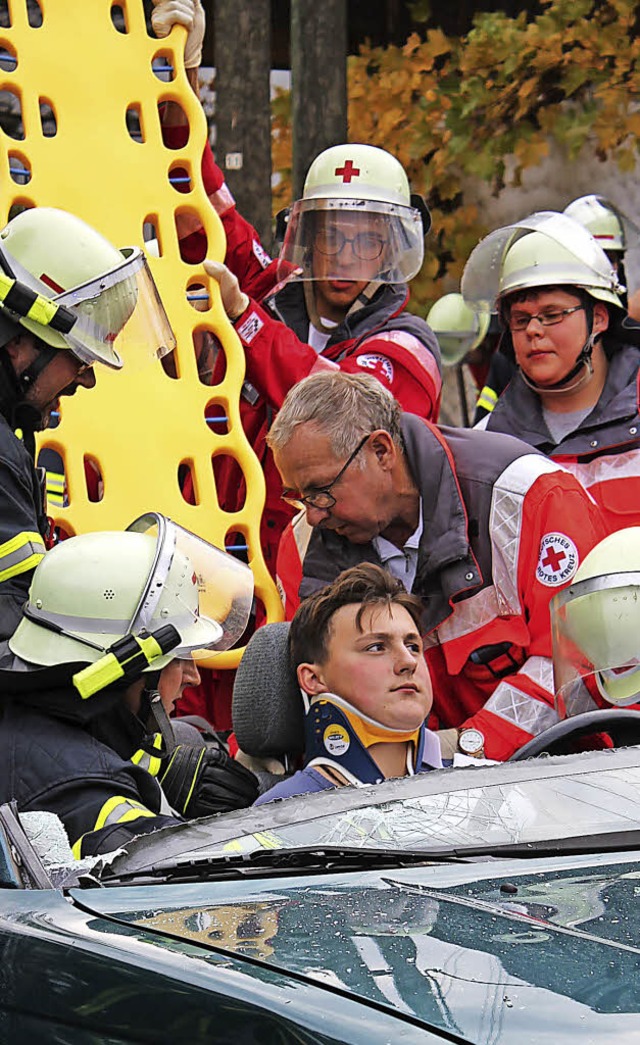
[508,305,584,333]
[281,434,370,510]
[314,228,385,262]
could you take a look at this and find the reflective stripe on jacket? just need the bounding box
[297,414,607,760]
[0,700,181,858]
[0,413,49,639]
[482,344,640,534]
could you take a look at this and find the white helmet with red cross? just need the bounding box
[278,144,430,284]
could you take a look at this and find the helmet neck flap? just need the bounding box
[0,655,175,763]
[0,333,60,444]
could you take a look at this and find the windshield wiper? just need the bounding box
[94,829,640,887]
[96,844,476,886]
[439,829,640,860]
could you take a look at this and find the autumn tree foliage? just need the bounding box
[271,0,640,314]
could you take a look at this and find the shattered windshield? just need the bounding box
[105,747,640,878]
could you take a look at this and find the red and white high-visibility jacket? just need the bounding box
[289,414,607,760]
[233,280,442,420]
[478,344,640,535]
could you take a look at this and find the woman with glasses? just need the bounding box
[462,211,640,535]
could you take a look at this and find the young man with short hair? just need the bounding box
[255,564,444,805]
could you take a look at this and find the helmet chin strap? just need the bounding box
[305,280,381,334]
[519,333,596,397]
[15,340,59,396]
[0,338,59,436]
[518,298,598,397]
[140,684,177,758]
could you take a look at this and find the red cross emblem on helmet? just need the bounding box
[334,160,361,183]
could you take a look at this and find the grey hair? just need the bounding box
[267,371,403,457]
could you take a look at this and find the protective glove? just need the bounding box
[161,743,259,816]
[151,0,205,69]
[204,259,250,321]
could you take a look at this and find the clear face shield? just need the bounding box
[436,330,477,366]
[126,513,254,664]
[551,574,640,719]
[277,198,424,284]
[7,247,176,370]
[436,310,492,366]
[461,211,624,312]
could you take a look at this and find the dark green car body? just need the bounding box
[2,749,640,1042]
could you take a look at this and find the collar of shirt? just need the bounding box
[417,727,444,771]
[373,501,423,589]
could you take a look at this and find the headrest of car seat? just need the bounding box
[232,622,305,760]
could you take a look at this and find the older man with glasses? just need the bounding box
[267,370,606,763]
[463,211,640,535]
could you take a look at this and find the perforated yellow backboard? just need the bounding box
[0,0,282,666]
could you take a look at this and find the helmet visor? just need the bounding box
[461,211,623,312]
[278,198,424,284]
[435,330,477,366]
[127,513,254,663]
[551,574,640,716]
[55,248,176,368]
[8,247,175,370]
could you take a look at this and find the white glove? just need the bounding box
[204,260,250,321]
[151,0,205,69]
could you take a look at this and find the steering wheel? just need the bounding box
[509,709,640,761]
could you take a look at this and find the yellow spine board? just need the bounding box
[0,1,282,667]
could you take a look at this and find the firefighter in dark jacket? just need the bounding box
[0,514,258,857]
[462,210,640,535]
[0,205,175,641]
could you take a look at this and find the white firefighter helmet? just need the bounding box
[563,195,640,256]
[462,211,625,313]
[10,514,254,697]
[427,293,491,365]
[0,207,175,368]
[278,143,428,284]
[551,528,640,716]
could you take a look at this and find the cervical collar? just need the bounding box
[303,691,425,786]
